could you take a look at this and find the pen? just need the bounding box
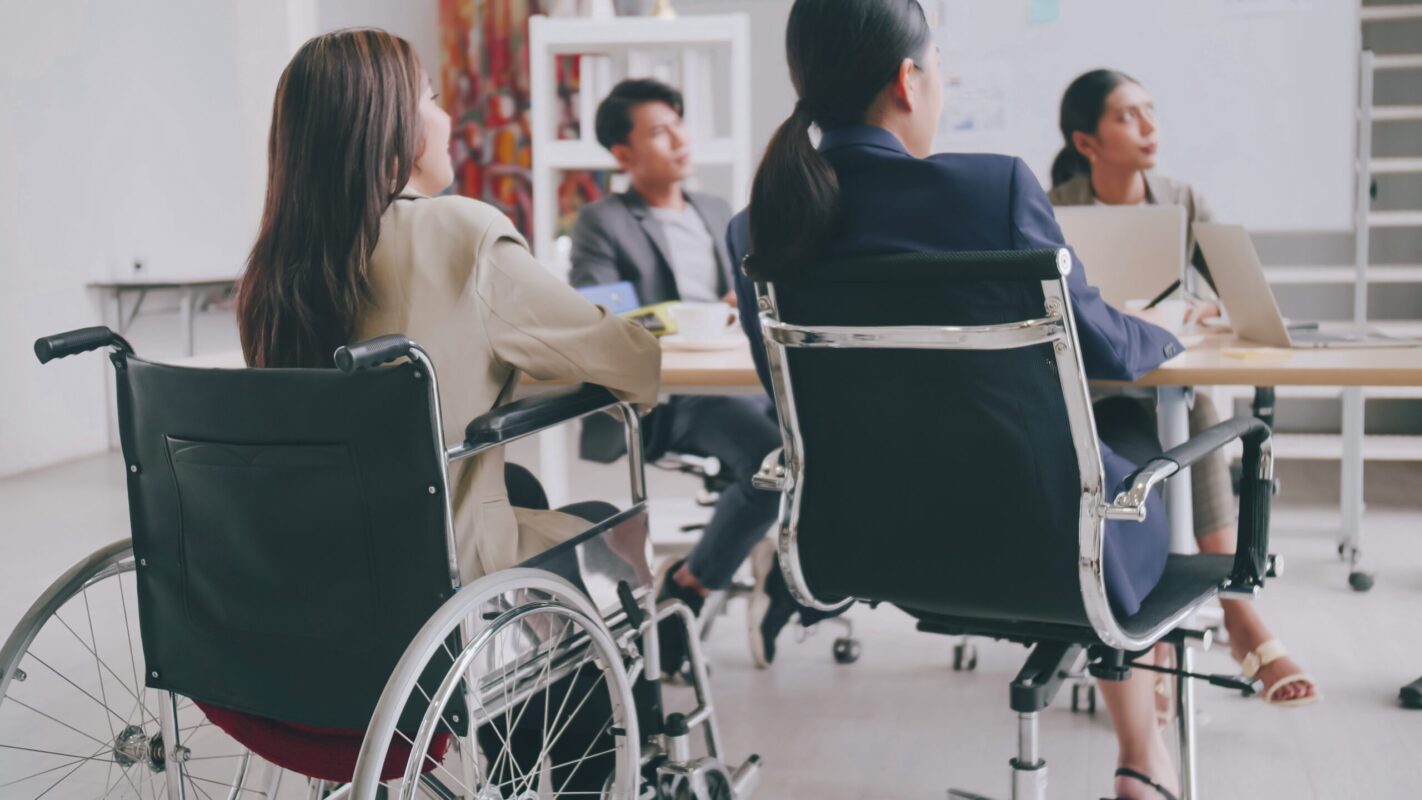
[1143,279,1182,310]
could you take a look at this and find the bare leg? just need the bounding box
[1198,527,1317,703]
[1099,649,1180,799]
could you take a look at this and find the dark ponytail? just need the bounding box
[748,0,932,279]
[1051,68,1138,188]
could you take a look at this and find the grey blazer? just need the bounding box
[569,188,735,304]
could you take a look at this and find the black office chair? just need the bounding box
[746,249,1275,800]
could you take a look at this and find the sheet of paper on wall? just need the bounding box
[940,59,1011,136]
[1028,0,1060,24]
[1218,0,1312,16]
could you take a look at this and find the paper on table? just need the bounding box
[1222,347,1293,361]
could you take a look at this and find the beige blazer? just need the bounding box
[1048,171,1216,289]
[357,192,661,584]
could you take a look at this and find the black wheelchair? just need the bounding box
[747,249,1277,800]
[1,327,760,799]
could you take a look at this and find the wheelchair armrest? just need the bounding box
[463,384,619,452]
[1104,415,1274,592]
[751,447,786,491]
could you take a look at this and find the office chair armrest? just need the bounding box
[751,447,786,491]
[462,384,620,453]
[1104,415,1274,591]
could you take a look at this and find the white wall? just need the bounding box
[679,0,795,171]
[0,0,293,477]
[313,0,440,79]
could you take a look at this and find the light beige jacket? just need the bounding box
[357,193,661,583]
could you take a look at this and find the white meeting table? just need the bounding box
[171,332,1422,586]
[538,332,1422,588]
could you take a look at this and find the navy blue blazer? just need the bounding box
[726,125,1181,617]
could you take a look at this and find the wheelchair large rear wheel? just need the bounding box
[351,569,640,799]
[0,540,264,799]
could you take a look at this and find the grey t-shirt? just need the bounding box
[650,205,722,303]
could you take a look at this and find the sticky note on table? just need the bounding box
[1222,347,1293,361]
[1029,0,1060,24]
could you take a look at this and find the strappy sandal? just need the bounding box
[1102,766,1179,800]
[1153,644,1176,727]
[1241,638,1320,707]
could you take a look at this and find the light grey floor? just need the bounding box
[1,451,1419,798]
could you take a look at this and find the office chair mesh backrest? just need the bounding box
[760,251,1093,627]
[112,355,463,733]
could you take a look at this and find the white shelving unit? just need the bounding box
[1238,6,1422,474]
[527,14,753,271]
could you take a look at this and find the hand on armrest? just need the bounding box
[463,384,619,451]
[1104,414,1274,591]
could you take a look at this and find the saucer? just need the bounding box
[661,334,745,352]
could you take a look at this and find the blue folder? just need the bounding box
[575,281,642,314]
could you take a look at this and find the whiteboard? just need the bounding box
[926,0,1359,232]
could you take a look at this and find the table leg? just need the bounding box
[180,288,197,357]
[538,426,571,509]
[1158,386,1196,554]
[1339,387,1371,591]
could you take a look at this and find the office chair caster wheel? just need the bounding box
[1071,683,1097,714]
[832,637,861,664]
[953,641,978,672]
[1348,571,1374,592]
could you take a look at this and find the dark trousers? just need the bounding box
[661,395,783,589]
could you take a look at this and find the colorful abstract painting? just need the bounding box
[440,0,611,240]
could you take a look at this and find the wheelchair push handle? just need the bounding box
[334,334,415,373]
[34,326,133,364]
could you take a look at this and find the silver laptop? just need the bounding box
[1195,223,1418,349]
[1054,205,1187,308]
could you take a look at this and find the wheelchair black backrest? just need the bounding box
[112,353,459,731]
[753,250,1107,629]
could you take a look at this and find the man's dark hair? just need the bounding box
[594,78,684,150]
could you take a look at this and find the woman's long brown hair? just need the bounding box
[237,29,424,368]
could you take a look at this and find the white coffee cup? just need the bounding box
[670,302,738,342]
[1125,297,1190,335]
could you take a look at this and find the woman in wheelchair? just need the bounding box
[232,28,659,794]
[724,1,1206,797]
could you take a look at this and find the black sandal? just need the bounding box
[1102,766,1179,800]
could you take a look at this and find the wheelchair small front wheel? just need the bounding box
[351,569,640,800]
[831,638,861,665]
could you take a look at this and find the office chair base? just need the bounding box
[953,638,979,671]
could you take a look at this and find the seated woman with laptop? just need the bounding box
[1047,68,1319,714]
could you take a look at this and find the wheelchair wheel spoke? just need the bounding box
[117,573,146,709]
[552,738,619,796]
[391,725,475,797]
[30,754,95,800]
[0,740,120,789]
[81,587,123,743]
[4,693,115,749]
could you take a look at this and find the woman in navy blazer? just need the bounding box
[728,2,1185,797]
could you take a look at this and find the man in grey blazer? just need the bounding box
[571,80,792,672]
